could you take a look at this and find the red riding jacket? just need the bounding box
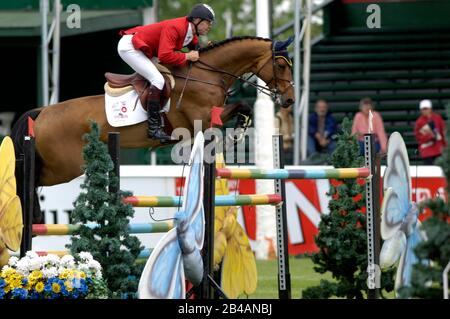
[120,16,199,66]
[414,112,447,159]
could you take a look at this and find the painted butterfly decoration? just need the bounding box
[0,136,23,266]
[379,132,428,296]
[138,132,205,299]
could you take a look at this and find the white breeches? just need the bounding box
[117,34,165,90]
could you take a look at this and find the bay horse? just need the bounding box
[11,36,295,223]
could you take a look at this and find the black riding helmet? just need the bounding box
[188,3,215,35]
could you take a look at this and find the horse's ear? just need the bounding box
[284,36,294,47]
[275,36,295,51]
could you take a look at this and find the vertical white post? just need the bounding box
[224,9,233,38]
[49,0,61,105]
[142,0,158,24]
[40,0,49,106]
[254,0,276,260]
[300,0,312,160]
[293,0,302,165]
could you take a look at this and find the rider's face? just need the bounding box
[195,19,212,36]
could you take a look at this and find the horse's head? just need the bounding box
[255,37,295,108]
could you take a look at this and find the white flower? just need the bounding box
[95,270,102,278]
[42,266,58,279]
[15,257,31,275]
[78,263,89,272]
[45,254,60,265]
[15,265,29,276]
[25,251,39,259]
[78,252,93,261]
[87,260,101,271]
[61,255,74,264]
[1,265,12,274]
[8,256,19,267]
[28,257,42,271]
[60,255,76,269]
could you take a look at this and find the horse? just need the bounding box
[11,36,295,223]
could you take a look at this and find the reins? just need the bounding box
[168,42,294,104]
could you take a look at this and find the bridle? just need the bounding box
[269,41,296,105]
[169,41,294,104]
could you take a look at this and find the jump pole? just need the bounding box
[273,135,291,299]
[19,136,35,257]
[198,135,227,299]
[108,132,120,201]
[364,133,381,299]
[199,135,216,299]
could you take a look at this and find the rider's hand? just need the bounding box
[186,50,200,62]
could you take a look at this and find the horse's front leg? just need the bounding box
[220,101,253,147]
[220,101,253,128]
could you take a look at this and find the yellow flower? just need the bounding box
[59,269,71,279]
[52,282,61,294]
[79,271,86,279]
[35,282,44,293]
[13,273,22,279]
[10,279,22,289]
[64,280,73,292]
[29,270,43,280]
[1,268,15,278]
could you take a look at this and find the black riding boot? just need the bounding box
[146,86,171,143]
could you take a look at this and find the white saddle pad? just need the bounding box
[104,86,171,128]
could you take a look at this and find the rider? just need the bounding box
[117,4,215,142]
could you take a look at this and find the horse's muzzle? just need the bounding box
[281,98,295,108]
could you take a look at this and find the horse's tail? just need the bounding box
[10,109,44,224]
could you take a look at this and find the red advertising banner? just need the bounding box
[236,177,446,256]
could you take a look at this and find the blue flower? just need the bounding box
[11,288,28,299]
[30,291,40,299]
[0,278,5,288]
[72,290,80,299]
[44,282,53,294]
[0,289,5,299]
[21,278,28,286]
[61,286,70,297]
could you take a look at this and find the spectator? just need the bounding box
[275,106,294,164]
[351,97,387,155]
[307,99,338,156]
[414,99,446,165]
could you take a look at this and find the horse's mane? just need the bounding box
[199,36,272,53]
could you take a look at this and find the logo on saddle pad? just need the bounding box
[104,65,175,128]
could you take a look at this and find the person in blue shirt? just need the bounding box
[307,99,338,156]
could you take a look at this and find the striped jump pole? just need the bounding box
[32,222,174,236]
[216,167,370,180]
[123,194,282,207]
[35,248,153,259]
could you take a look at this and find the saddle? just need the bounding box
[104,64,175,110]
